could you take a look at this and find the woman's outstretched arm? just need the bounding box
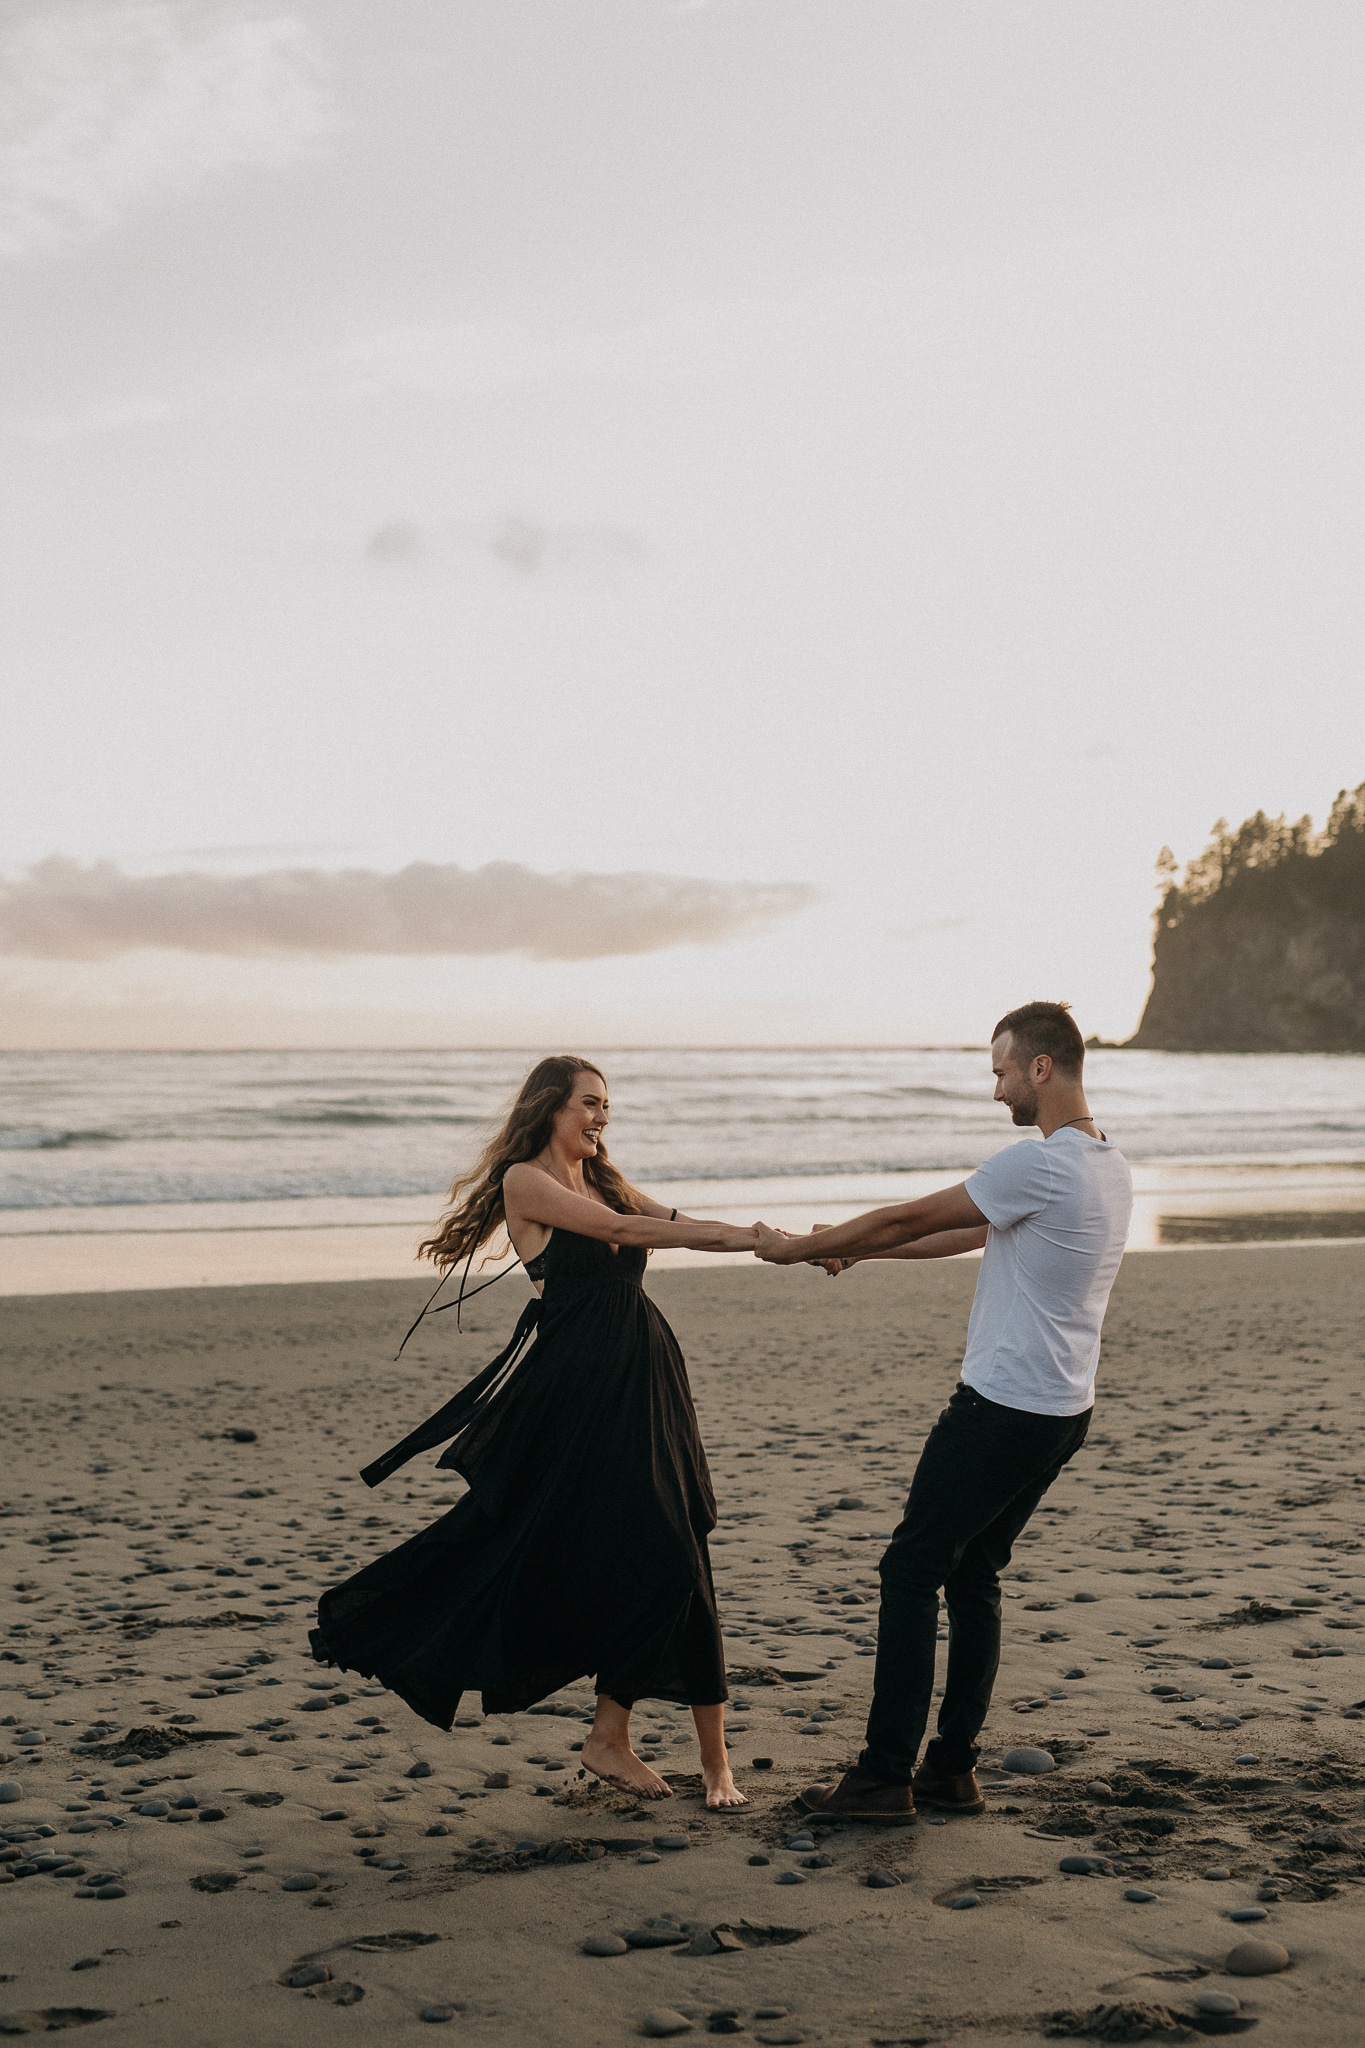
[503,1164,756,1254]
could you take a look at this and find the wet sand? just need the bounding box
[2,1247,1363,2045]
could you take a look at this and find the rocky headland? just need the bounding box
[1131,782,1365,1052]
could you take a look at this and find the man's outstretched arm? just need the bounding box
[853,1223,988,1262]
[753,1182,987,1264]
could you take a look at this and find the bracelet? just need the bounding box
[669,1207,677,1222]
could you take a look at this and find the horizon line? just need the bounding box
[0,1039,996,1056]
[0,1038,1175,1058]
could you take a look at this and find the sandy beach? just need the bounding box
[2,1247,1363,2046]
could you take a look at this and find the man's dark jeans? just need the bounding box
[861,1382,1091,1783]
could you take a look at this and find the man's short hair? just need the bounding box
[992,1000,1085,1077]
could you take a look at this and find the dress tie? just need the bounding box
[360,1297,542,1489]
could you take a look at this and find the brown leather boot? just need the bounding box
[910,1764,985,1814]
[798,1766,916,1823]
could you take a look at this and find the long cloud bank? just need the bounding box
[0,857,817,962]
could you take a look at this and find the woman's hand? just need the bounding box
[715,1222,759,1253]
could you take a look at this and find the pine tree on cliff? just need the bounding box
[1131,782,1365,1052]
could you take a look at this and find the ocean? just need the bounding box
[4,1047,1365,1292]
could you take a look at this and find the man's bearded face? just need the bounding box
[991,1034,1040,1126]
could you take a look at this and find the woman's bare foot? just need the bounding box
[579,1733,673,1799]
[701,1760,747,1811]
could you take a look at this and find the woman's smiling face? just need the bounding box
[552,1069,609,1159]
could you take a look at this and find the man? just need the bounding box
[752,1001,1132,1822]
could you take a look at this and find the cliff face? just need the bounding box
[1130,784,1365,1053]
[1132,901,1365,1051]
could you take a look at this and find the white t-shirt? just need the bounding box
[960,1128,1133,1417]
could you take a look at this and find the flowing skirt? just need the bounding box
[311,1233,727,1729]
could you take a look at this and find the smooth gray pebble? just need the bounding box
[1001,1747,1055,1775]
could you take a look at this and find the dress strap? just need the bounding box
[393,1245,524,1361]
[361,1297,542,1489]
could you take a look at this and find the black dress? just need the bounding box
[310,1227,727,1729]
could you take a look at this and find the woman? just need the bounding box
[312,1056,756,1810]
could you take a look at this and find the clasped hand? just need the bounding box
[751,1221,850,1275]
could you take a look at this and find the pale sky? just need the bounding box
[3,0,1363,1049]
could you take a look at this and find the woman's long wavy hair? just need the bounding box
[417,1055,645,1273]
